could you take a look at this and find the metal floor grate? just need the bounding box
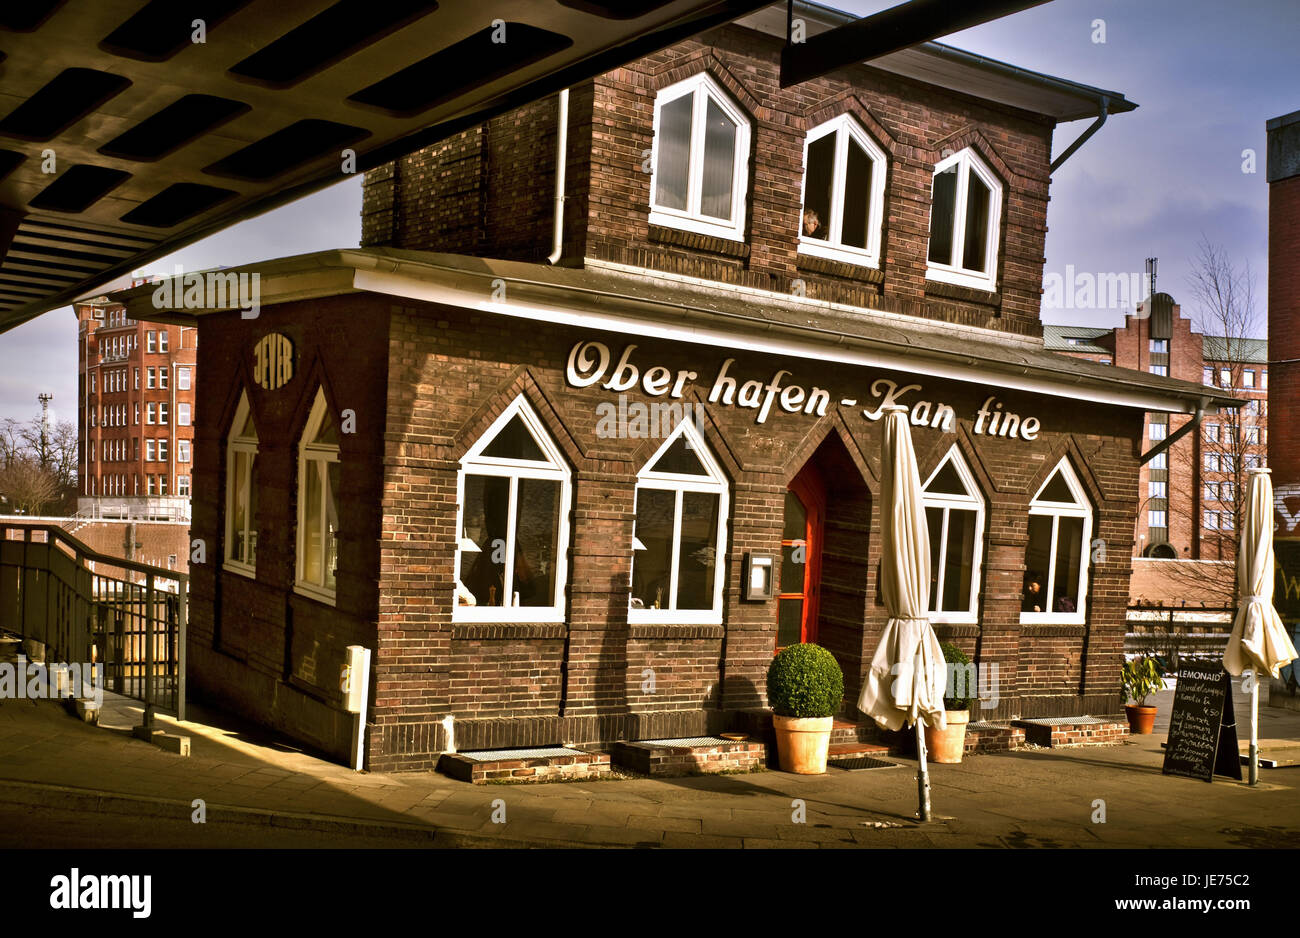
[1018,715,1106,726]
[632,736,741,748]
[831,756,900,771]
[458,747,585,762]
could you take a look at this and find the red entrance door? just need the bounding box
[776,464,825,651]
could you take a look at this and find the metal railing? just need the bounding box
[0,522,186,723]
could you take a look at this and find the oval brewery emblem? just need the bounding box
[253,332,294,390]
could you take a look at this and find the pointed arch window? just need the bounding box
[295,388,340,602]
[629,419,729,624]
[921,446,985,622]
[798,114,888,268]
[454,396,572,622]
[926,147,1002,292]
[224,391,259,576]
[1021,458,1093,624]
[648,72,751,242]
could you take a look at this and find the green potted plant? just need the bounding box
[1122,656,1163,734]
[766,643,844,774]
[924,642,974,763]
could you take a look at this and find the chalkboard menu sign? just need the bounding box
[1161,662,1241,783]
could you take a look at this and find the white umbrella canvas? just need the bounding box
[1223,467,1297,785]
[858,405,948,820]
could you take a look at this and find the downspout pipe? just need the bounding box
[547,89,570,265]
[1051,95,1109,173]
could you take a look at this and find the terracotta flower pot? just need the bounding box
[772,714,834,774]
[1124,704,1157,735]
[924,710,970,764]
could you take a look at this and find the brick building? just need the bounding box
[112,7,1238,770]
[1268,109,1300,648]
[1048,310,1268,562]
[75,290,197,523]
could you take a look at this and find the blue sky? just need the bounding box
[1,0,1296,425]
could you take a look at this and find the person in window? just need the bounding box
[1054,594,1076,614]
[802,209,822,237]
[1022,576,1044,613]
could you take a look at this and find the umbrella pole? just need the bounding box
[915,721,932,822]
[1250,670,1259,787]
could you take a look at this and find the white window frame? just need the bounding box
[146,331,156,353]
[1149,480,1167,499]
[628,417,729,625]
[178,367,191,390]
[925,147,1002,293]
[178,403,191,426]
[178,475,190,497]
[1020,458,1092,625]
[452,395,573,624]
[796,114,889,269]
[178,439,191,463]
[921,445,985,624]
[146,402,156,425]
[647,72,751,242]
[1148,510,1167,529]
[295,388,341,604]
[224,391,259,577]
[1149,422,1166,441]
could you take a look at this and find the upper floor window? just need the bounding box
[1203,367,1214,386]
[926,147,1002,292]
[1243,369,1255,388]
[798,114,888,268]
[1150,339,1169,354]
[158,331,168,353]
[224,391,259,576]
[629,417,729,624]
[454,395,572,622]
[146,331,156,353]
[648,73,750,242]
[1149,364,1168,377]
[1021,458,1092,624]
[178,367,191,390]
[921,446,985,623]
[295,388,340,602]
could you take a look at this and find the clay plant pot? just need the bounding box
[1124,704,1158,735]
[924,710,970,764]
[772,714,834,774]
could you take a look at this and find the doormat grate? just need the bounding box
[458,747,585,762]
[831,756,900,771]
[632,736,741,748]
[1017,715,1105,726]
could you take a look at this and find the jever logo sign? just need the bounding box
[253,332,294,391]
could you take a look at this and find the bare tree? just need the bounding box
[0,456,59,516]
[1162,237,1264,605]
[0,417,22,469]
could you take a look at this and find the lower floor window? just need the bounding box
[631,488,721,612]
[460,474,561,608]
[1022,513,1085,615]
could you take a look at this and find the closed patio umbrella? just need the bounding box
[1223,467,1297,785]
[858,405,948,820]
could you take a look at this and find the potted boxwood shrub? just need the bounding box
[924,642,973,764]
[766,643,844,774]
[1122,656,1163,734]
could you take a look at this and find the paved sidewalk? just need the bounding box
[2,686,1300,848]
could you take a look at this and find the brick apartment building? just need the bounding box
[75,291,197,524]
[1268,109,1300,648]
[1048,308,1267,562]
[111,5,1239,770]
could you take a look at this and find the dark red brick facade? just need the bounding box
[186,292,1144,770]
[173,22,1184,772]
[362,24,1054,340]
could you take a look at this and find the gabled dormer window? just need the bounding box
[648,73,750,242]
[798,114,888,268]
[629,418,729,624]
[295,388,340,603]
[926,147,1002,292]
